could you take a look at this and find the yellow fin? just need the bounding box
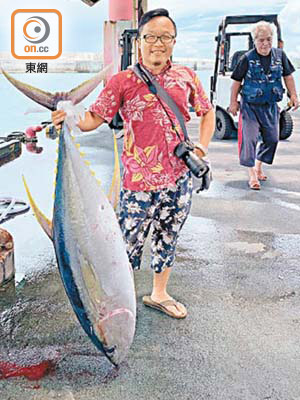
[22,175,53,240]
[107,129,121,210]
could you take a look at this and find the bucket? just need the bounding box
[0,228,15,287]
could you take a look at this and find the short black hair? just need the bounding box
[138,8,177,37]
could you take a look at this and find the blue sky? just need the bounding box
[0,0,299,60]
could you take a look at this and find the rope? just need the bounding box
[0,197,30,223]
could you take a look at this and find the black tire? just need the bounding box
[279,110,293,140]
[214,109,233,139]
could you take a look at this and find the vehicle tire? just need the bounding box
[214,109,233,140]
[279,110,293,140]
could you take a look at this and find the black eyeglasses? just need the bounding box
[142,34,175,44]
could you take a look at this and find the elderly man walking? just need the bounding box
[229,20,298,190]
[52,8,215,318]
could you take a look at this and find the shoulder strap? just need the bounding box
[133,63,189,141]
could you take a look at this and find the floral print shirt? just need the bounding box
[89,61,212,191]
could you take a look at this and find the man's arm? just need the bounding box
[77,111,105,131]
[283,74,299,111]
[52,110,105,132]
[228,80,242,116]
[194,108,215,158]
[228,55,247,116]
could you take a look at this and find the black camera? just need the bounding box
[174,141,209,178]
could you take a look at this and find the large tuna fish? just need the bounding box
[25,122,136,366]
[6,63,133,365]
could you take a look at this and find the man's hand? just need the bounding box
[284,75,299,111]
[290,94,299,111]
[51,110,66,130]
[51,109,104,132]
[194,147,206,159]
[228,101,240,116]
[229,80,242,116]
[193,157,212,192]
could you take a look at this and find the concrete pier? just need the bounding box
[0,111,299,399]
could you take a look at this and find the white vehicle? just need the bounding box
[210,14,293,140]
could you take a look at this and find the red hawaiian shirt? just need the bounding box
[89,61,212,191]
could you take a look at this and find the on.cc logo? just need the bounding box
[11,9,62,60]
[23,16,50,44]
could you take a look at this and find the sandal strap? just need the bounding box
[159,299,178,307]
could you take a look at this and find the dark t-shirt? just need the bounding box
[231,48,295,82]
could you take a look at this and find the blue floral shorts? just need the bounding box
[118,173,193,273]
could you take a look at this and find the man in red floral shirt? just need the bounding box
[52,8,215,319]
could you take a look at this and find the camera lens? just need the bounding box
[174,142,209,178]
[184,152,208,178]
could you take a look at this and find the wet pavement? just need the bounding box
[0,111,300,399]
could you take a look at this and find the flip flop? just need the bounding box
[142,295,187,319]
[256,173,268,181]
[248,180,261,190]
[255,169,268,181]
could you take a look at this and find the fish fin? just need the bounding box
[107,130,121,210]
[68,63,113,105]
[1,69,56,111]
[81,0,98,6]
[22,175,53,240]
[1,63,113,110]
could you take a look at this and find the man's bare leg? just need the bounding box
[248,166,260,190]
[150,267,186,317]
[255,160,267,180]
